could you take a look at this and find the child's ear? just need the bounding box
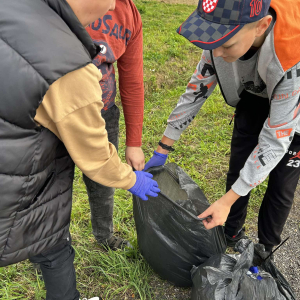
[256,15,273,37]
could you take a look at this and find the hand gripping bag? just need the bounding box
[191,239,296,300]
[133,163,226,287]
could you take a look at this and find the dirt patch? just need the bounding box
[149,277,191,300]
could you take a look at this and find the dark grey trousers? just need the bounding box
[225,91,300,248]
[83,105,120,243]
[29,234,80,300]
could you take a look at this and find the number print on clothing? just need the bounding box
[287,160,300,168]
[250,0,262,17]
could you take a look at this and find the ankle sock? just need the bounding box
[225,227,243,238]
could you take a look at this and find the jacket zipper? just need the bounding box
[210,50,236,108]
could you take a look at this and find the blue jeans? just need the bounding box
[83,105,120,243]
[29,234,80,300]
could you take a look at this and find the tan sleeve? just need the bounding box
[35,63,136,190]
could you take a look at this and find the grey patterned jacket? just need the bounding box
[164,6,300,196]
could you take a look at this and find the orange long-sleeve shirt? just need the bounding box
[86,0,144,147]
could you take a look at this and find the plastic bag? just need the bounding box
[133,163,226,287]
[254,243,296,300]
[191,239,296,300]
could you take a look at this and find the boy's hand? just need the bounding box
[128,171,160,200]
[143,151,168,171]
[143,135,175,171]
[125,146,145,171]
[198,189,240,230]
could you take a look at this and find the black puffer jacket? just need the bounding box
[0,0,99,267]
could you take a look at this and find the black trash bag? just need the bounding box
[253,244,296,300]
[133,163,226,287]
[191,239,296,300]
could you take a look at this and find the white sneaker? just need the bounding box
[80,297,100,300]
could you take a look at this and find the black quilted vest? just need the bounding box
[0,0,99,266]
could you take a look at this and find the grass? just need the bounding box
[0,1,268,299]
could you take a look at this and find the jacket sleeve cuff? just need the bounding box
[124,171,136,190]
[126,141,142,147]
[231,177,252,197]
[164,125,183,141]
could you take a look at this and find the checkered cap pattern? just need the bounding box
[177,0,271,50]
[202,0,218,13]
[179,10,233,43]
[198,0,243,25]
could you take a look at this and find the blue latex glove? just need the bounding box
[128,171,160,200]
[143,151,168,171]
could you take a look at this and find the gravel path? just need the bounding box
[275,197,300,299]
[247,188,300,300]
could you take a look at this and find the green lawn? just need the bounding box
[0,1,267,299]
